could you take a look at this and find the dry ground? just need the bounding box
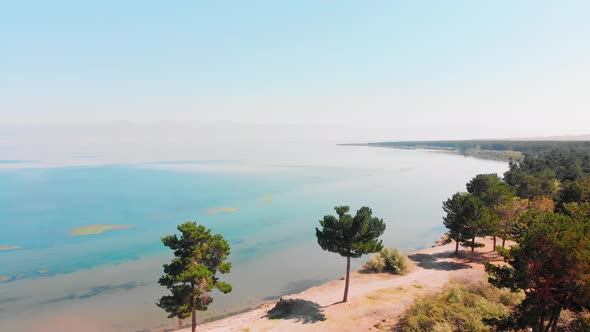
[179,238,504,332]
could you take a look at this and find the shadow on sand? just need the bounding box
[265,298,326,323]
[408,252,471,271]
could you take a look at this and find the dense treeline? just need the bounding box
[507,148,590,181]
[440,143,590,332]
[370,140,590,156]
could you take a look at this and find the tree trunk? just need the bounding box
[549,308,561,332]
[471,233,475,257]
[192,308,196,332]
[544,314,554,332]
[191,280,197,332]
[455,240,459,255]
[343,255,351,302]
[502,235,506,247]
[492,235,496,251]
[535,310,546,332]
[545,310,557,332]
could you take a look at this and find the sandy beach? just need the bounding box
[178,238,502,332]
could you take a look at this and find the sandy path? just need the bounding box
[179,239,500,332]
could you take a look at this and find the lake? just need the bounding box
[0,145,507,331]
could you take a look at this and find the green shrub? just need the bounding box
[396,280,524,332]
[363,247,410,275]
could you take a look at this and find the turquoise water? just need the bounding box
[0,165,324,277]
[0,147,507,331]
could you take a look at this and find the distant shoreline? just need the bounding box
[339,139,590,163]
[337,138,589,162]
[338,142,520,162]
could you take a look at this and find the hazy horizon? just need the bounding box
[2,1,590,140]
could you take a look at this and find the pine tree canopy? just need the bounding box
[157,222,232,320]
[316,206,386,258]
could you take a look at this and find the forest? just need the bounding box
[369,140,590,156]
[432,143,590,331]
[367,140,590,162]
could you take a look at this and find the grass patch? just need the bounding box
[206,207,239,214]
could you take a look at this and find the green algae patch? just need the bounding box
[261,194,273,204]
[69,224,134,236]
[0,245,23,251]
[206,207,239,215]
[0,275,11,282]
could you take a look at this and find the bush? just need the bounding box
[396,280,524,332]
[363,247,410,275]
[558,310,590,332]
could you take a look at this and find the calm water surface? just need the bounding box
[0,146,507,331]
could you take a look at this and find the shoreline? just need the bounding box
[174,238,501,331]
[337,142,523,162]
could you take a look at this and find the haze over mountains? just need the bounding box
[2,122,588,145]
[0,122,403,169]
[514,134,590,141]
[1,122,587,168]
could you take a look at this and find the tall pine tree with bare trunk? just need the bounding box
[316,206,386,303]
[157,222,232,332]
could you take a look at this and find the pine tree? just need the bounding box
[157,222,232,332]
[316,206,386,302]
[443,192,469,254]
[466,174,513,249]
[443,192,493,256]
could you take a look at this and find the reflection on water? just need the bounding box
[0,146,507,331]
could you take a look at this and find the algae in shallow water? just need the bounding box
[261,194,273,204]
[206,207,239,214]
[0,244,23,251]
[69,224,134,236]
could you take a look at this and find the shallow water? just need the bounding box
[0,146,507,331]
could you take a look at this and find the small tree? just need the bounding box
[466,174,511,207]
[495,197,528,247]
[443,192,468,255]
[459,195,494,257]
[466,174,513,249]
[316,206,386,302]
[443,192,493,257]
[157,222,232,332]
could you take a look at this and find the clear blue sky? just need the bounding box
[1,1,589,137]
